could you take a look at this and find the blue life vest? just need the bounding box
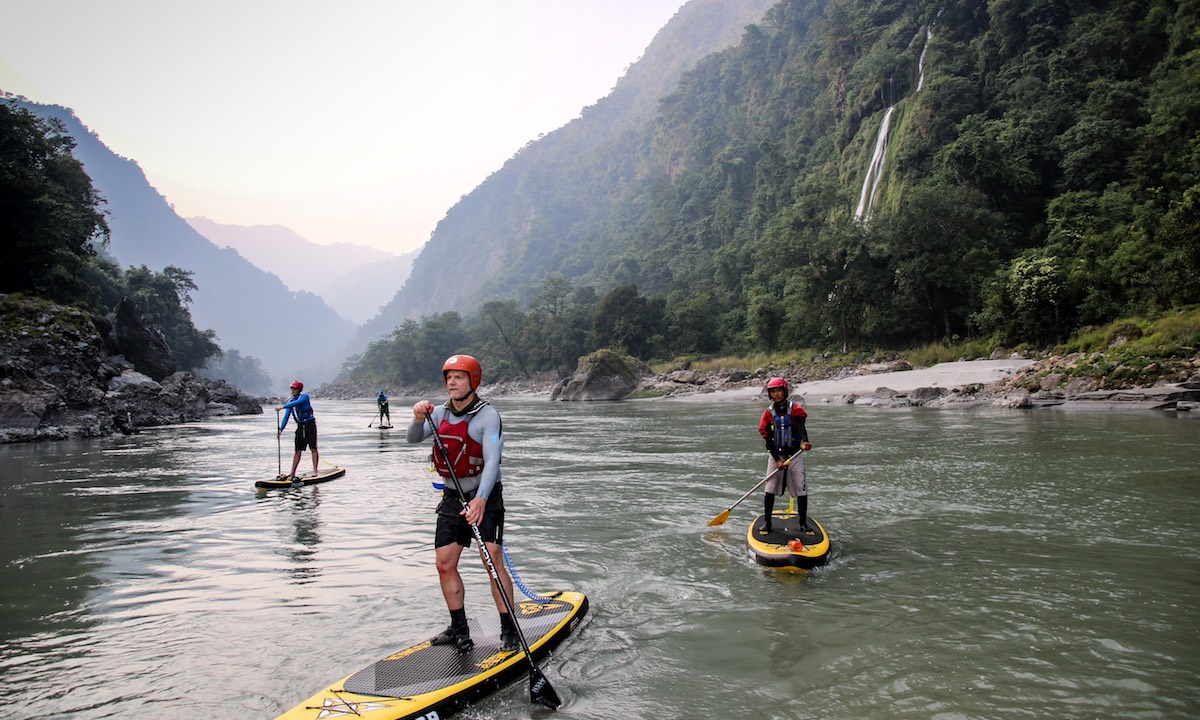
[771,403,802,451]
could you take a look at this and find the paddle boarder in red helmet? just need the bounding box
[758,377,812,534]
[408,354,518,653]
[275,380,319,480]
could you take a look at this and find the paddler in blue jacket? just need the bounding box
[276,380,319,480]
[758,377,812,534]
[407,354,518,653]
[376,390,391,426]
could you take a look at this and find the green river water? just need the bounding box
[1,397,1197,719]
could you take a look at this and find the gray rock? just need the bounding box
[909,386,949,405]
[554,350,653,401]
[108,297,177,381]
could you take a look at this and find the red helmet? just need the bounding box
[442,354,482,391]
[766,377,788,393]
[290,381,304,390]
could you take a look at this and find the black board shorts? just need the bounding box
[293,420,317,451]
[434,484,505,548]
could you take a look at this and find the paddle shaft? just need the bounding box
[276,409,282,475]
[708,450,804,525]
[423,413,560,708]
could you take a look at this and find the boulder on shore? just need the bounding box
[552,350,653,401]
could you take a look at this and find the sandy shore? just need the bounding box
[660,359,1035,403]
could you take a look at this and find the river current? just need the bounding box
[1,397,1197,719]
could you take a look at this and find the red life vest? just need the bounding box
[431,415,484,479]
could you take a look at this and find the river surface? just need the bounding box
[1,397,1198,719]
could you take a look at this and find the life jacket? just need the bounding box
[430,398,489,479]
[769,401,806,452]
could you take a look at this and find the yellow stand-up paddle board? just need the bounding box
[275,590,588,720]
[746,497,831,570]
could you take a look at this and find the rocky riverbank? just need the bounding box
[0,294,265,443]
[321,348,1200,413]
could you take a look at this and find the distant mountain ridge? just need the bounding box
[13,99,355,387]
[185,217,418,324]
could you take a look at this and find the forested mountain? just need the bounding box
[357,0,778,346]
[347,0,1198,386]
[12,100,356,386]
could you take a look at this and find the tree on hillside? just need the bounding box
[123,265,221,371]
[0,102,109,303]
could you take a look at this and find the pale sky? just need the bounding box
[0,1,690,255]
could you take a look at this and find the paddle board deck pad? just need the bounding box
[275,590,588,720]
[377,424,394,429]
[746,512,830,570]
[255,465,346,489]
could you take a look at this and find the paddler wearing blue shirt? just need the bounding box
[275,380,319,480]
[376,390,391,425]
[408,354,518,653]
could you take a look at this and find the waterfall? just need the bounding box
[916,27,932,92]
[853,26,933,224]
[853,105,895,223]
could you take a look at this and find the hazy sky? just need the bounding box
[0,1,690,255]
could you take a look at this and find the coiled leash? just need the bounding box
[502,542,554,605]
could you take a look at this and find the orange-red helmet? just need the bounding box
[442,354,482,391]
[290,381,304,390]
[766,377,788,393]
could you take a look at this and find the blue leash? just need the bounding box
[502,542,551,604]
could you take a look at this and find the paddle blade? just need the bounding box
[529,667,561,710]
[707,509,731,527]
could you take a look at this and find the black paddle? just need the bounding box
[423,412,561,710]
[276,409,282,477]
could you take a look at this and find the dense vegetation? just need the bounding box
[1,101,223,373]
[346,0,1199,388]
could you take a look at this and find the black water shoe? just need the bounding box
[500,628,521,652]
[431,625,473,653]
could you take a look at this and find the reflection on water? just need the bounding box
[0,399,1197,718]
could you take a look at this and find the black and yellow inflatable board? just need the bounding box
[255,465,346,489]
[275,591,588,720]
[746,510,831,570]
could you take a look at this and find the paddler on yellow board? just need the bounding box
[757,377,813,534]
[407,354,519,653]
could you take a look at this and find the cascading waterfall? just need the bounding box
[853,105,895,223]
[916,27,931,92]
[853,26,933,224]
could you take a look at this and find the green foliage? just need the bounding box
[904,337,994,367]
[1054,306,1200,359]
[122,265,221,371]
[0,102,109,303]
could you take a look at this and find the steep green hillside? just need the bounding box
[365,0,1198,369]
[361,0,777,340]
